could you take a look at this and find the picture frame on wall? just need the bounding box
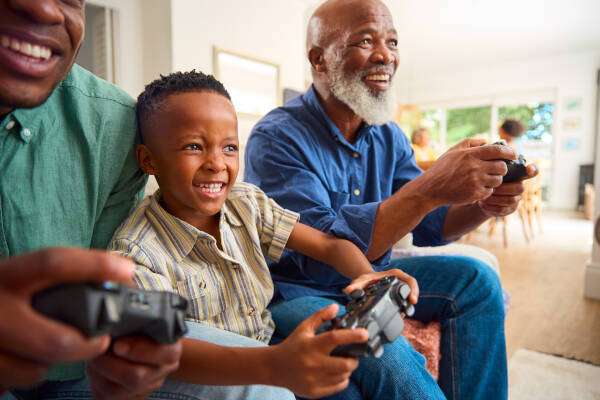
[213,46,281,118]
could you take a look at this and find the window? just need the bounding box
[498,103,553,143]
[421,109,442,145]
[76,3,118,83]
[446,105,492,147]
[498,102,554,201]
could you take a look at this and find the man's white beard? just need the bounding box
[329,65,397,126]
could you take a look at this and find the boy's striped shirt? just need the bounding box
[108,182,299,343]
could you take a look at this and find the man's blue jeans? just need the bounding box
[7,322,294,400]
[269,255,508,400]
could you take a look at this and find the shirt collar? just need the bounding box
[222,200,244,227]
[146,191,204,262]
[6,77,64,143]
[301,85,370,150]
[145,191,243,262]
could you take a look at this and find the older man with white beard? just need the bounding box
[245,0,538,399]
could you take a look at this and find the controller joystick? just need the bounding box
[325,276,414,358]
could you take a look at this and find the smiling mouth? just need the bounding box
[1,34,52,60]
[193,182,225,193]
[364,73,391,83]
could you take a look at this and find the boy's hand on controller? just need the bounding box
[477,163,538,217]
[344,270,419,304]
[269,304,367,399]
[0,248,135,389]
[86,336,182,400]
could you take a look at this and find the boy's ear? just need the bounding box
[136,144,156,175]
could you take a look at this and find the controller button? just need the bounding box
[373,345,384,358]
[350,289,365,300]
[366,285,377,295]
[398,283,411,300]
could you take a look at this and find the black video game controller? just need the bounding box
[32,282,188,344]
[324,276,415,358]
[489,140,528,183]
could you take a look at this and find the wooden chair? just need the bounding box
[487,210,530,248]
[522,160,546,238]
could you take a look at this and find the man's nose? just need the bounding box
[370,41,396,66]
[8,0,65,25]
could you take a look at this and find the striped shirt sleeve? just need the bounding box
[108,238,175,293]
[253,189,300,262]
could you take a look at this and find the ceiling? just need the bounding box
[296,0,600,71]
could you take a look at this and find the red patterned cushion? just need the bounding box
[402,319,441,380]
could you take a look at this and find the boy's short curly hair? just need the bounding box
[136,70,231,142]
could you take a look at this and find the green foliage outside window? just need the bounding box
[498,103,553,142]
[446,106,492,147]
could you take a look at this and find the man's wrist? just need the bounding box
[397,179,441,215]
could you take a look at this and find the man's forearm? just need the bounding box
[441,203,490,241]
[366,180,438,261]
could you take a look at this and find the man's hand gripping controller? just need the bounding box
[32,282,188,344]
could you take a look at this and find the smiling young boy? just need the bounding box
[108,70,417,398]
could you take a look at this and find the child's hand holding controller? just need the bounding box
[265,304,368,399]
[345,268,419,305]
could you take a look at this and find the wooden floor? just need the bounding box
[460,210,600,365]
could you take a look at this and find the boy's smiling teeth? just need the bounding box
[194,182,224,193]
[1,35,52,60]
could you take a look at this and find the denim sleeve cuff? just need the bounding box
[328,201,380,253]
[411,205,452,247]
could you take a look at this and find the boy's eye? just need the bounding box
[224,144,238,152]
[359,38,372,47]
[389,39,398,47]
[184,144,201,151]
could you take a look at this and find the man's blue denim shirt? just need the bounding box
[245,86,450,301]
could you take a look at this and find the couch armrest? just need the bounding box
[392,233,500,276]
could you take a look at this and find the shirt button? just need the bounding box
[232,264,240,270]
[354,189,360,196]
[353,152,359,158]
[248,306,255,316]
[23,128,31,137]
[5,120,15,130]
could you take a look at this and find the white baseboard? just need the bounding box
[584,260,600,299]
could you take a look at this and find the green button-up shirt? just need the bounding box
[0,64,147,380]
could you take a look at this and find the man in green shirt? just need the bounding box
[0,1,181,398]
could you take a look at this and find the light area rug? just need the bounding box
[509,349,600,399]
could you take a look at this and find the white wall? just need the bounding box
[169,0,307,178]
[585,71,600,299]
[397,49,600,210]
[170,0,305,93]
[141,0,173,87]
